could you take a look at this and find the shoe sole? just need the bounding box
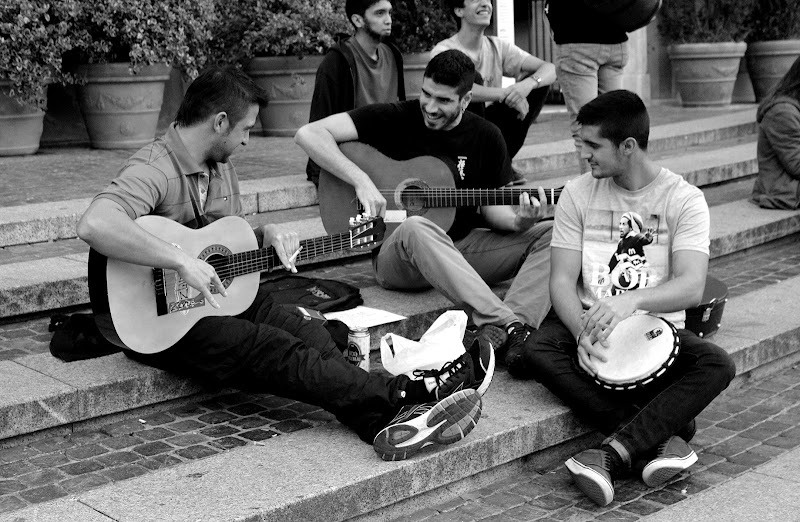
[641,450,698,487]
[373,389,482,461]
[475,344,495,397]
[565,457,614,507]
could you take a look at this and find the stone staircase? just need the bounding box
[1,103,800,521]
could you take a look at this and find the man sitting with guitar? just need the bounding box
[296,49,554,376]
[76,66,487,462]
[520,90,736,506]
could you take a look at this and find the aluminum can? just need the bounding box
[346,326,370,372]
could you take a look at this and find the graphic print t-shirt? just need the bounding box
[551,168,710,328]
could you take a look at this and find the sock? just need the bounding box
[403,379,433,403]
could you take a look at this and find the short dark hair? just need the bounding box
[577,90,650,150]
[424,49,475,98]
[443,0,465,25]
[346,0,383,28]
[175,66,268,128]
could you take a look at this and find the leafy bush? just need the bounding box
[390,0,457,54]
[657,0,756,44]
[747,0,800,42]
[0,0,79,108]
[66,0,215,78]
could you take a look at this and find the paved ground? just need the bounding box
[394,363,800,522]
[0,235,796,516]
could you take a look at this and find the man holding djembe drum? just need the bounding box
[518,90,736,506]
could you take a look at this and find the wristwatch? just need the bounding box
[532,75,543,88]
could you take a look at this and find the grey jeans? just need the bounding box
[373,215,553,329]
[556,42,629,150]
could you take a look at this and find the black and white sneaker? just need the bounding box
[413,337,495,399]
[373,389,483,461]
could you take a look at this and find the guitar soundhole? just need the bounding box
[397,181,428,214]
[200,245,234,292]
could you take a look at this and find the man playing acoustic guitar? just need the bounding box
[520,90,736,505]
[296,49,554,376]
[77,66,488,462]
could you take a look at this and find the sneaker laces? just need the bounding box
[412,356,465,386]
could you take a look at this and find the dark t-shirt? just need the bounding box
[546,0,628,45]
[348,100,514,240]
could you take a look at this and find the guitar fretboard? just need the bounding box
[381,187,562,208]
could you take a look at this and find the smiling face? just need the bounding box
[356,0,392,40]
[456,0,492,27]
[579,124,626,180]
[418,77,470,131]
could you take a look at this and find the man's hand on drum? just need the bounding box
[355,180,386,219]
[580,292,639,345]
[576,333,608,376]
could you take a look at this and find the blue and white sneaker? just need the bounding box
[373,388,482,461]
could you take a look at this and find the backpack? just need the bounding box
[49,313,121,362]
[259,274,363,312]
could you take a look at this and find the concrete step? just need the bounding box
[0,109,757,249]
[2,269,799,522]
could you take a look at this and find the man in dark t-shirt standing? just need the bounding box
[296,50,554,375]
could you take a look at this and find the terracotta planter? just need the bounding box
[403,52,430,100]
[0,82,45,156]
[77,63,171,149]
[668,42,747,106]
[745,39,800,102]
[245,56,324,137]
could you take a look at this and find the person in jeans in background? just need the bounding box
[545,0,628,173]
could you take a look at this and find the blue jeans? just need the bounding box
[373,216,553,329]
[556,43,629,150]
[523,309,736,465]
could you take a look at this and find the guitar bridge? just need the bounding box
[153,268,205,316]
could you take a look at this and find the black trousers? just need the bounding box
[468,74,550,158]
[129,286,408,443]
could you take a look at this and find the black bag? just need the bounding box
[259,274,363,312]
[49,313,121,362]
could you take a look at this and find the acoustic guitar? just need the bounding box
[88,214,384,354]
[318,141,562,235]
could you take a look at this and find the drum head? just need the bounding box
[593,314,680,390]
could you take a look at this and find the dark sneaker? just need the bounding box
[413,337,494,399]
[565,449,615,507]
[504,322,531,375]
[676,418,697,443]
[373,388,482,461]
[642,436,697,487]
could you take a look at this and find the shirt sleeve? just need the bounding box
[551,180,584,251]
[94,163,168,220]
[496,38,533,79]
[671,186,710,255]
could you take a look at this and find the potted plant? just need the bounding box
[390,0,457,100]
[212,0,349,137]
[0,1,77,155]
[657,0,755,106]
[66,0,213,149]
[745,0,800,101]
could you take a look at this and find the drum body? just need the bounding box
[592,314,680,391]
[684,276,728,338]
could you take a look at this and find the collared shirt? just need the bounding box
[95,124,242,226]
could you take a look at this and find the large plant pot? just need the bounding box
[403,52,430,100]
[746,40,800,102]
[668,42,747,106]
[0,82,45,156]
[77,63,171,149]
[245,56,324,137]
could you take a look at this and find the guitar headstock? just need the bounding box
[348,214,386,250]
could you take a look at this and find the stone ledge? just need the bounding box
[3,272,799,522]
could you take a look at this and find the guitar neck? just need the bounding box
[420,186,562,208]
[210,231,356,279]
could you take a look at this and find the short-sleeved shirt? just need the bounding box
[346,39,400,108]
[95,124,242,226]
[551,168,710,327]
[431,35,531,99]
[348,100,514,240]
